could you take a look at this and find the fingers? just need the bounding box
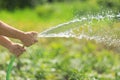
[30,31,38,41]
[31,32,38,43]
[10,43,26,57]
[31,31,38,37]
[23,31,38,47]
[16,45,26,57]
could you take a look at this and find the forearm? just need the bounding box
[0,20,25,40]
[0,35,26,57]
[0,35,13,49]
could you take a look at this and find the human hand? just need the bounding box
[8,43,26,57]
[20,31,38,47]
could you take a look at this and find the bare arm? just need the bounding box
[0,35,13,48]
[0,35,25,57]
[0,20,38,47]
[0,20,24,40]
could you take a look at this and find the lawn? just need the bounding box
[0,1,120,80]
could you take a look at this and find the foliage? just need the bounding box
[0,1,120,80]
[0,0,120,11]
[97,0,120,10]
[0,0,36,11]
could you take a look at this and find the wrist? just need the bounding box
[17,32,26,41]
[6,42,14,50]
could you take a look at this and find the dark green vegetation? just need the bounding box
[0,0,120,80]
[0,0,120,11]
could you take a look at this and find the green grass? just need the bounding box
[0,1,120,80]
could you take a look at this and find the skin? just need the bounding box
[0,36,25,57]
[0,20,38,57]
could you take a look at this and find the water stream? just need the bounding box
[38,11,120,47]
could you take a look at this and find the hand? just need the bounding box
[8,43,26,57]
[20,31,38,47]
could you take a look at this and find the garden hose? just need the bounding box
[6,56,16,80]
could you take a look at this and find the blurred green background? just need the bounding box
[0,0,120,80]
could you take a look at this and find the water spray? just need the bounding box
[38,12,120,47]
